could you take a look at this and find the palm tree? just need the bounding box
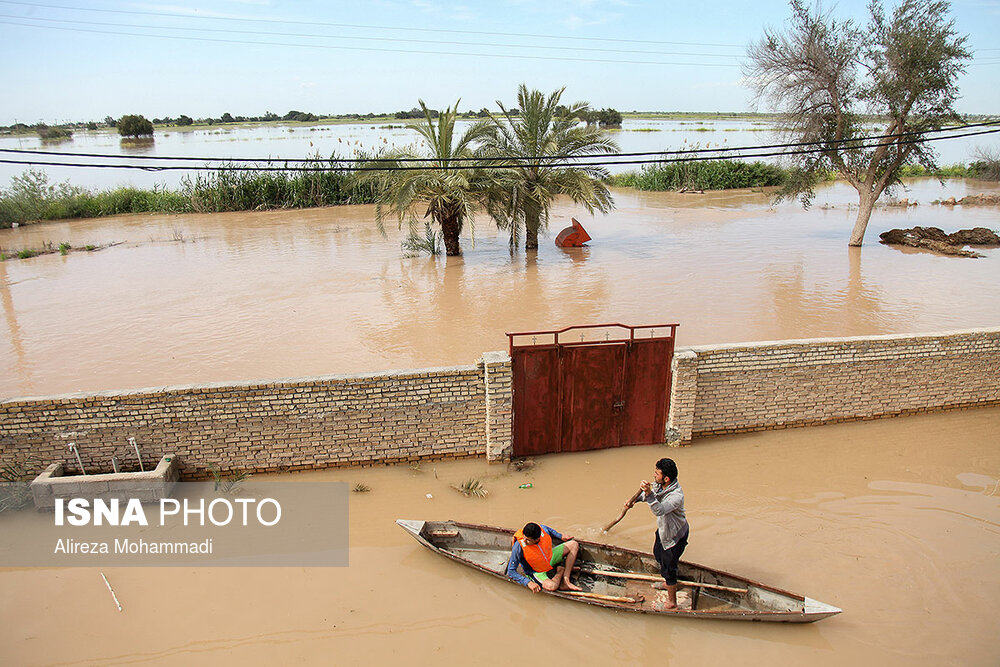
[359,100,489,256]
[478,85,619,249]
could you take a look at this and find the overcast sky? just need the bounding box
[1,0,998,125]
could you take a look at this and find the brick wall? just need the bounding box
[1,355,514,479]
[5,329,996,473]
[666,329,1000,443]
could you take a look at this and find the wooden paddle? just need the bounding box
[603,488,643,532]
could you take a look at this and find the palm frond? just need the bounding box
[452,478,489,498]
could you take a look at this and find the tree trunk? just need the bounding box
[524,203,541,250]
[849,190,878,247]
[440,214,462,256]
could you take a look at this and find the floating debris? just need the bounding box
[453,478,489,498]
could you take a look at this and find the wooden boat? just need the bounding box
[397,519,841,623]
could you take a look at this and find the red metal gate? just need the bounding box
[507,323,678,457]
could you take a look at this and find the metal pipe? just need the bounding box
[129,437,145,472]
[68,442,86,475]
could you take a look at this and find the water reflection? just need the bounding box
[120,137,156,152]
[359,245,613,365]
[557,247,591,264]
[757,246,898,340]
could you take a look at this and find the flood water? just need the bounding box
[2,171,999,665]
[2,118,998,190]
[1,178,999,399]
[1,407,998,665]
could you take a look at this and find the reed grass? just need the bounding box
[184,161,376,213]
[0,161,379,227]
[611,160,789,191]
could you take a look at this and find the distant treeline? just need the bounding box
[5,110,995,135]
[1,105,634,134]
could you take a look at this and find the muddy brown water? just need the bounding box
[1,178,999,399]
[1,179,999,664]
[1,408,998,665]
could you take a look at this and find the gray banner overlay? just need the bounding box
[0,482,349,567]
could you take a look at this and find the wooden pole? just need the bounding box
[559,590,643,604]
[603,488,643,532]
[100,572,123,612]
[576,567,749,594]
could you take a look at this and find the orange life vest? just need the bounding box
[513,528,553,572]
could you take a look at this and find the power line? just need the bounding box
[3,121,998,164]
[4,0,997,57]
[0,19,744,67]
[0,0,748,49]
[5,16,997,68]
[0,13,744,60]
[3,127,998,172]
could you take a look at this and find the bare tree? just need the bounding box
[746,0,971,246]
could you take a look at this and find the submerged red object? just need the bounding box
[554,218,592,247]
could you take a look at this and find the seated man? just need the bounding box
[506,522,582,593]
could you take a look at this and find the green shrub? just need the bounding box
[36,125,73,140]
[611,159,789,191]
[898,163,969,178]
[968,148,1000,181]
[117,114,154,137]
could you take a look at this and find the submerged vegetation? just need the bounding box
[611,153,1000,193]
[0,165,378,228]
[208,464,251,495]
[186,161,377,212]
[453,478,489,498]
[401,222,442,257]
[611,159,790,191]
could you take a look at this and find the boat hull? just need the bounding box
[397,519,841,623]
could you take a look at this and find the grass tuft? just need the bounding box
[401,222,442,257]
[207,463,251,495]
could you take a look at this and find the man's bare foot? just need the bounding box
[560,580,582,591]
[652,601,678,611]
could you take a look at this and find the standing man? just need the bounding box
[628,457,689,609]
[506,522,582,593]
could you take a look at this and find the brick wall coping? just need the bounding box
[681,327,1000,355]
[0,363,487,406]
